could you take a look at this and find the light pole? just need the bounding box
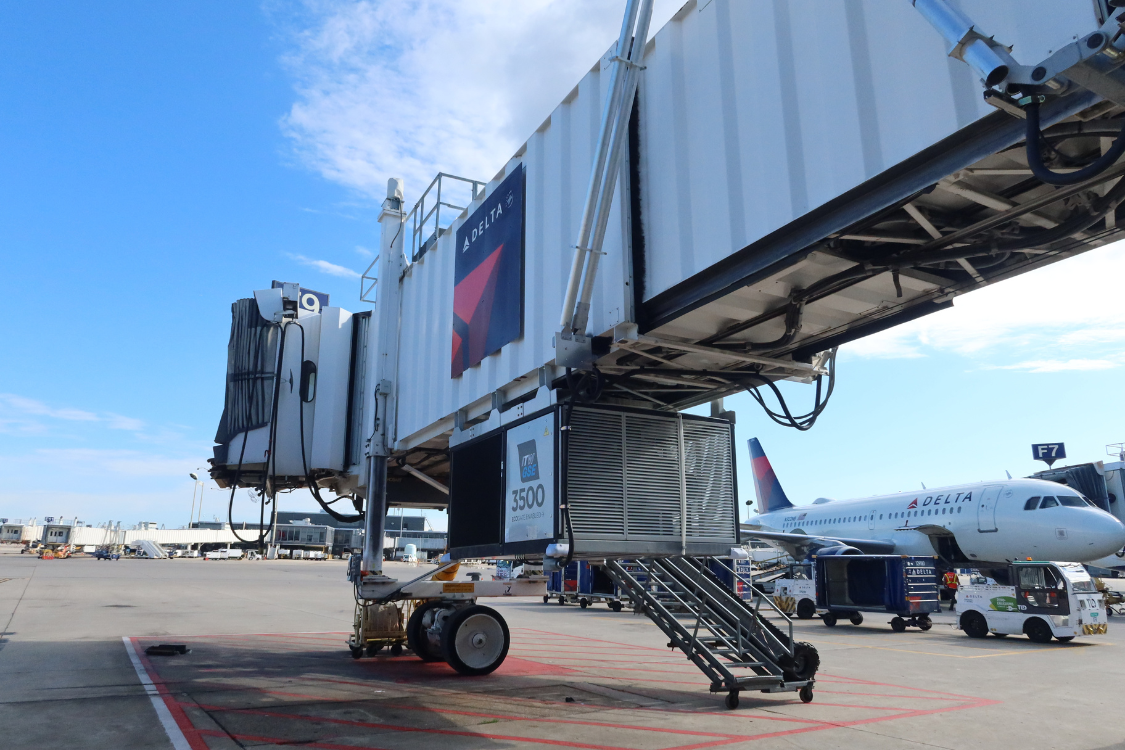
[189,471,205,528]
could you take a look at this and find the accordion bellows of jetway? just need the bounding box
[211,0,1125,564]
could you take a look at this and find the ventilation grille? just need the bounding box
[683,420,736,540]
[566,409,626,537]
[566,407,735,544]
[623,413,682,540]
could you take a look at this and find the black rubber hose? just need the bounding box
[228,321,282,547]
[1026,101,1125,185]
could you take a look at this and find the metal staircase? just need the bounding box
[605,557,819,708]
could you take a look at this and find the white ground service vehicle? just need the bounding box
[958,561,1107,643]
[772,578,817,620]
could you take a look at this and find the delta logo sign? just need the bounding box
[905,492,973,510]
[452,164,525,378]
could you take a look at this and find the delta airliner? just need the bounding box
[742,439,1125,571]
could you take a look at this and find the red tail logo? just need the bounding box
[907,499,918,509]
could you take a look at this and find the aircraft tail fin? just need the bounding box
[748,438,794,513]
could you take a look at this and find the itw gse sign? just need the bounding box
[504,413,555,543]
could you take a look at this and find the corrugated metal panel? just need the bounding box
[387,0,1104,448]
[394,57,632,446]
[637,0,1100,302]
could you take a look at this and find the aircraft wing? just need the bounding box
[740,528,897,558]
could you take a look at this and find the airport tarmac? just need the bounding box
[1,545,1123,750]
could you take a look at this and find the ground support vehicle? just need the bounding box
[94,548,121,561]
[771,578,817,620]
[546,561,627,611]
[814,555,940,632]
[958,561,1108,642]
[350,559,548,675]
[1095,579,1124,616]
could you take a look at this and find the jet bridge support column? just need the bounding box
[361,178,406,576]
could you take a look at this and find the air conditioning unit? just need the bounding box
[448,402,738,560]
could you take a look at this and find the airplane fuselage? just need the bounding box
[750,478,1125,566]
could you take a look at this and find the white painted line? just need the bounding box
[122,637,193,750]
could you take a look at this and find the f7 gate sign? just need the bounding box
[1032,443,1066,467]
[452,164,524,378]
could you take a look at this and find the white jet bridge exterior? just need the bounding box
[207,0,1125,702]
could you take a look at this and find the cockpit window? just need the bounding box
[1039,496,1059,508]
[1057,495,1085,507]
[1024,496,1041,510]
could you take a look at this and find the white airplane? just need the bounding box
[742,439,1125,573]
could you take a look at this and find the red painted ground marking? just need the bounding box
[197,727,393,750]
[135,629,1000,750]
[127,638,212,750]
[322,700,756,740]
[193,704,755,750]
[816,689,963,701]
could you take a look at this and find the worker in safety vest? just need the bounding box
[942,570,958,611]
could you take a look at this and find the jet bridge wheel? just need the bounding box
[441,604,510,676]
[407,600,446,662]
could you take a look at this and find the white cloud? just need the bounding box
[354,244,374,257]
[845,241,1125,367]
[273,0,683,201]
[1,394,98,422]
[287,252,361,278]
[988,358,1120,373]
[0,394,148,434]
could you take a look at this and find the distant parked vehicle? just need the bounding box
[94,549,121,561]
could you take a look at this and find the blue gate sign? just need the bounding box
[1032,443,1066,467]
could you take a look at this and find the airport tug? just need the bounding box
[957,561,1108,642]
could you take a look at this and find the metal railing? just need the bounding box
[407,172,485,263]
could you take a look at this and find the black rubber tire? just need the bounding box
[799,685,814,704]
[960,611,989,639]
[795,599,816,620]
[891,617,907,633]
[917,616,933,632]
[406,600,446,662]
[725,691,739,710]
[543,595,549,604]
[365,644,383,657]
[1025,617,1054,644]
[441,604,510,676]
[349,646,362,660]
[580,599,589,609]
[822,613,837,627]
[609,601,623,612]
[849,612,864,626]
[781,642,820,681]
[558,596,565,605]
[1055,636,1075,643]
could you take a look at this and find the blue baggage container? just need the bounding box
[708,558,756,600]
[813,554,940,632]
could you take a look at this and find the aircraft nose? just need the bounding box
[1084,513,1125,558]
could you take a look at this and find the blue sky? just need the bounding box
[2,2,1124,531]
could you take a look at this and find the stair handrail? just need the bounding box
[704,557,795,657]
